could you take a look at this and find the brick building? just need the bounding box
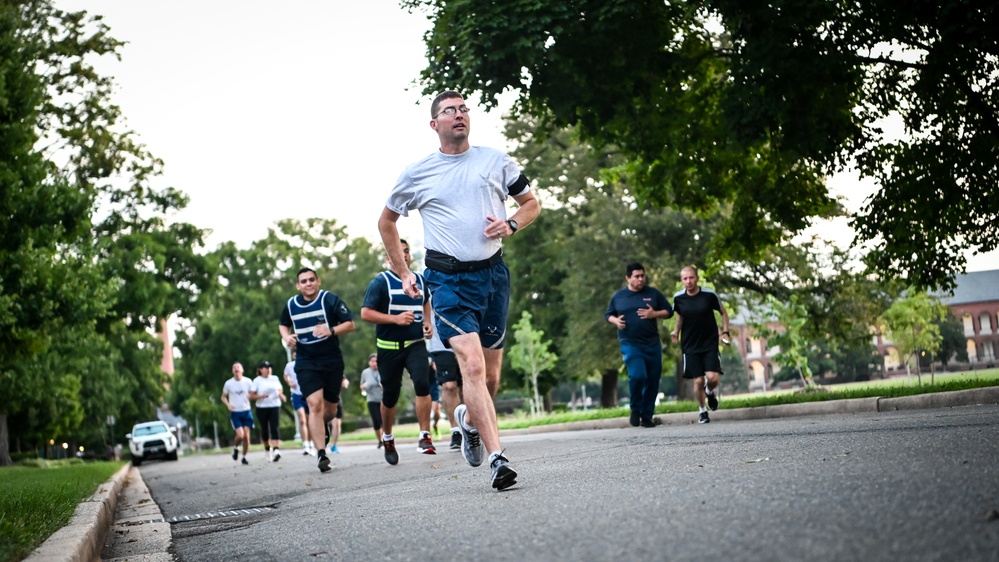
[730,269,999,391]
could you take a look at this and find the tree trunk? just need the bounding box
[0,414,12,466]
[600,369,618,408]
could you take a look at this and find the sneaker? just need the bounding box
[330,444,339,454]
[377,440,383,449]
[303,447,310,456]
[698,411,710,424]
[433,422,440,438]
[317,451,331,473]
[449,431,462,451]
[641,417,658,428]
[629,411,640,427]
[706,392,719,411]
[489,453,518,490]
[324,422,331,448]
[418,433,436,455]
[272,450,281,462]
[241,457,249,465]
[383,438,399,465]
[232,448,239,461]
[454,404,484,467]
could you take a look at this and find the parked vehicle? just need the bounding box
[127,421,179,466]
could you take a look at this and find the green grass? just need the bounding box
[0,460,123,562]
[337,369,999,438]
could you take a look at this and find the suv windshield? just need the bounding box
[134,424,169,437]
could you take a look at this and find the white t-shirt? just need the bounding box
[252,376,283,408]
[386,146,528,262]
[284,361,301,396]
[222,377,253,412]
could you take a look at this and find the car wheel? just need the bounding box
[131,456,142,466]
[168,450,178,461]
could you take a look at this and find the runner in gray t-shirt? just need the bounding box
[378,90,541,491]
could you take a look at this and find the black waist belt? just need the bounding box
[425,248,503,274]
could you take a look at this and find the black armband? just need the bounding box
[507,173,530,196]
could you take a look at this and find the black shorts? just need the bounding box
[431,351,462,387]
[256,406,281,440]
[296,359,346,404]
[378,343,430,395]
[682,350,724,379]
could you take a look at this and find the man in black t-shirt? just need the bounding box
[671,265,729,424]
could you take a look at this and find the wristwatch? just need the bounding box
[506,219,519,234]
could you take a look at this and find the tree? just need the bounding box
[750,295,817,389]
[508,311,559,417]
[0,2,214,463]
[933,313,969,370]
[879,292,948,385]
[500,118,716,405]
[404,0,997,290]
[172,219,384,430]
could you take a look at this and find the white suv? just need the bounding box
[127,421,179,466]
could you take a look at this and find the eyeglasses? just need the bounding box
[433,105,471,119]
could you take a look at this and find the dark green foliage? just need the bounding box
[405,0,997,290]
[171,219,386,425]
[1,2,214,463]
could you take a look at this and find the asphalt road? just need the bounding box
[131,405,999,562]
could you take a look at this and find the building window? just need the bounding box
[963,313,975,337]
[967,339,979,362]
[980,313,994,335]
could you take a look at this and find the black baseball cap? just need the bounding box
[258,360,272,368]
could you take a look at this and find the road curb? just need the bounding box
[24,462,130,562]
[499,386,999,435]
[879,385,999,411]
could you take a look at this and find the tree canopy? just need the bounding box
[0,1,213,464]
[405,0,997,290]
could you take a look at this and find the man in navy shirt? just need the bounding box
[606,262,673,427]
[279,267,355,473]
[361,240,435,465]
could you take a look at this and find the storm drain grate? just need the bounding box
[142,506,276,524]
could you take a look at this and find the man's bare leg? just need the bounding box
[450,334,500,453]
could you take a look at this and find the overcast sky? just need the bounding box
[58,0,998,273]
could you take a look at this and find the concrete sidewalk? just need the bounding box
[25,384,999,562]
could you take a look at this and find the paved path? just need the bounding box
[107,403,999,561]
[23,387,999,561]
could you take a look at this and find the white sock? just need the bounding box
[420,430,430,438]
[699,406,707,413]
[383,433,393,442]
[487,451,504,464]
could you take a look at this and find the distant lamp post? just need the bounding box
[62,442,68,459]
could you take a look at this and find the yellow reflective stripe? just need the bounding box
[376,338,425,350]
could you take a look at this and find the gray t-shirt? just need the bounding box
[385,146,529,262]
[360,367,383,404]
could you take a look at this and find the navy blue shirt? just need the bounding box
[279,290,353,366]
[605,286,673,346]
[362,270,428,341]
